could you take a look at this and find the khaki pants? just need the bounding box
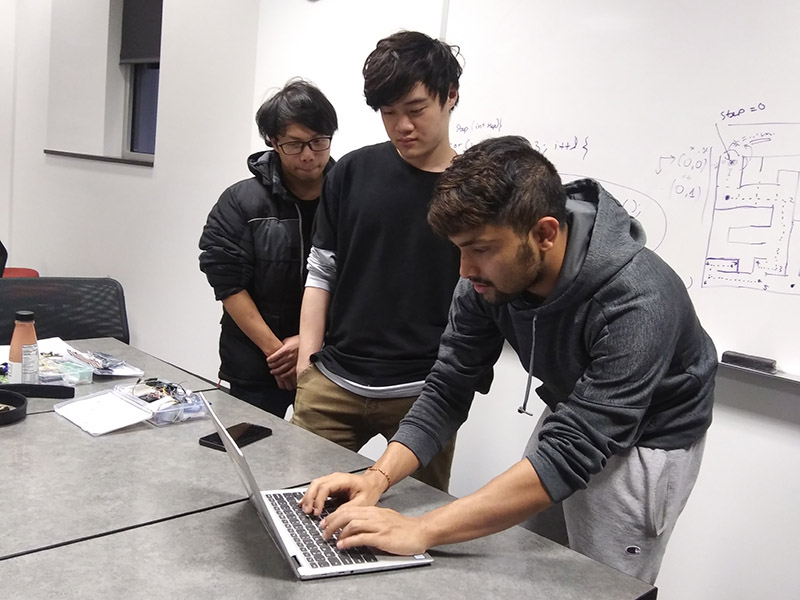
[291,365,456,492]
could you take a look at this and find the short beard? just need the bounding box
[481,241,545,305]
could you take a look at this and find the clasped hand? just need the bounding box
[299,471,431,556]
[267,335,299,389]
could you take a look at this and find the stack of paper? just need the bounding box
[54,390,152,436]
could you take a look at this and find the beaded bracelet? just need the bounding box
[367,466,392,489]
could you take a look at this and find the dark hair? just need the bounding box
[255,79,338,147]
[363,31,462,110]
[428,136,568,238]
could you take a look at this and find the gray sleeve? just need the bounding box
[391,279,504,466]
[305,246,337,292]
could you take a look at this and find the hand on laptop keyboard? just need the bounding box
[298,471,387,517]
[267,491,377,569]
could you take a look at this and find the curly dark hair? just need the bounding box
[428,136,568,238]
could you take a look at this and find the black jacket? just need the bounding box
[199,150,333,385]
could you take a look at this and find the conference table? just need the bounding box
[0,339,657,599]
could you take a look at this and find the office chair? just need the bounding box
[0,239,40,277]
[0,277,130,345]
[3,267,40,278]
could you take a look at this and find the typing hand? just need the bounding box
[320,506,430,556]
[299,471,386,517]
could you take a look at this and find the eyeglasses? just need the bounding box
[277,136,332,155]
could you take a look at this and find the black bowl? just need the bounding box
[0,389,27,425]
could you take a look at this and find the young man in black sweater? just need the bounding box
[291,31,463,491]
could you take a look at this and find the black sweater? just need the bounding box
[311,142,461,386]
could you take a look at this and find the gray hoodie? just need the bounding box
[392,179,716,503]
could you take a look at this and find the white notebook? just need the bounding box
[54,389,152,435]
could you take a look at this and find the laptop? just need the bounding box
[202,398,433,579]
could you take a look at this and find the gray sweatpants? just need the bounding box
[521,408,706,584]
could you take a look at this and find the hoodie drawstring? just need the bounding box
[518,314,537,416]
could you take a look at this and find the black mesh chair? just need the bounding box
[0,277,130,345]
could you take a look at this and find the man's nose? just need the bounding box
[299,144,316,159]
[459,254,475,279]
[396,115,414,133]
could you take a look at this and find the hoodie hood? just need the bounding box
[529,178,647,315]
[512,178,649,415]
[247,150,289,199]
[245,150,336,203]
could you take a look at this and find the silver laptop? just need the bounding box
[202,398,433,579]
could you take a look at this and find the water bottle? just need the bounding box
[8,310,39,384]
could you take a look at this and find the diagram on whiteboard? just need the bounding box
[702,122,800,294]
[450,113,800,295]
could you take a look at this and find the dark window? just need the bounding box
[130,63,159,155]
[120,0,162,64]
[121,0,162,157]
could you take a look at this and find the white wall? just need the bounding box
[6,2,800,599]
[9,0,260,379]
[0,0,17,247]
[46,0,113,154]
[657,368,800,598]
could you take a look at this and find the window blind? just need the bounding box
[119,0,163,64]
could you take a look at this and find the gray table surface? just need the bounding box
[0,388,371,560]
[0,476,656,600]
[0,341,656,599]
[25,337,217,413]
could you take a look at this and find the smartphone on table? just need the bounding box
[199,422,272,452]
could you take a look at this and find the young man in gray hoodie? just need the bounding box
[299,135,717,584]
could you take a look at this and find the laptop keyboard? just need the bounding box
[266,491,378,569]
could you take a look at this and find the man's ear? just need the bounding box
[532,217,560,250]
[446,85,459,111]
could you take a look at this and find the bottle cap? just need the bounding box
[14,310,35,322]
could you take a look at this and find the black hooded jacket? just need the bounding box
[199,150,334,385]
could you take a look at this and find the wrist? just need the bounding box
[262,341,283,357]
[416,512,439,551]
[365,466,391,494]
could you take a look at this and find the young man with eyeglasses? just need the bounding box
[290,31,465,492]
[199,80,338,417]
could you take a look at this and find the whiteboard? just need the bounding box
[253,0,800,373]
[445,0,800,373]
